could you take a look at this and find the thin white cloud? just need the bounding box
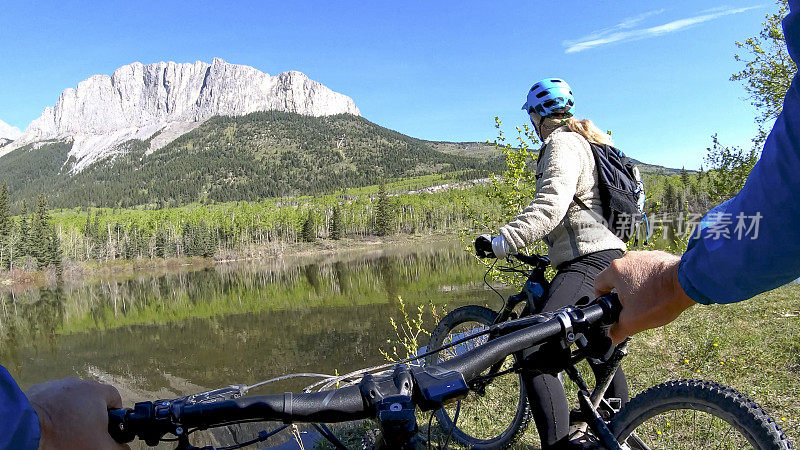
[570,9,665,43]
[564,6,762,54]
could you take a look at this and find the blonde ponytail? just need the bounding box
[564,117,613,146]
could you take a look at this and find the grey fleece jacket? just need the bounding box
[498,126,626,267]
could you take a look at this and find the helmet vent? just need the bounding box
[535,91,548,98]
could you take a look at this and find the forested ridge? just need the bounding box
[0,112,502,210]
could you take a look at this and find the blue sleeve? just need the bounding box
[678,0,800,304]
[0,366,40,449]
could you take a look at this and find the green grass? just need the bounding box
[623,283,800,441]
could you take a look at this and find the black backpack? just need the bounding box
[573,143,647,243]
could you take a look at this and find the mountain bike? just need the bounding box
[425,252,792,449]
[108,294,793,449]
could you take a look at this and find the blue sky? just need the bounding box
[0,1,776,169]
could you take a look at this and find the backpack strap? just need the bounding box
[573,195,609,228]
[573,195,590,211]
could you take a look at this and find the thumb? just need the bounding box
[96,383,123,409]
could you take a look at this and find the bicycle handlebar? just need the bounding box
[510,252,550,269]
[108,293,621,446]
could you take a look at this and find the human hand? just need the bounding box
[594,251,697,345]
[474,234,495,258]
[26,377,129,450]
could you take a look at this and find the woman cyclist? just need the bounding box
[475,78,629,449]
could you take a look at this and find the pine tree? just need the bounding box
[83,213,102,260]
[375,182,394,236]
[680,167,689,186]
[301,209,316,242]
[330,205,343,240]
[0,182,9,268]
[198,221,213,257]
[183,223,197,256]
[155,226,166,258]
[47,224,63,270]
[16,203,29,259]
[31,194,51,267]
[663,183,677,213]
[83,213,92,238]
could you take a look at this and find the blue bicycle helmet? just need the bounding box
[522,78,575,118]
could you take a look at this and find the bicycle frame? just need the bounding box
[498,309,629,450]
[476,253,628,449]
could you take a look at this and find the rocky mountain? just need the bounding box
[0,119,21,145]
[0,111,497,209]
[1,58,360,170]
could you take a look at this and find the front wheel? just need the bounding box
[425,305,532,449]
[610,379,793,449]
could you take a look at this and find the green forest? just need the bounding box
[0,112,500,210]
[0,147,749,274]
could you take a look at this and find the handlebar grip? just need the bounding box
[596,292,622,327]
[108,408,135,444]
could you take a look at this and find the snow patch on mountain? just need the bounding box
[0,119,22,141]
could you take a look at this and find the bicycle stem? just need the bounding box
[590,340,629,409]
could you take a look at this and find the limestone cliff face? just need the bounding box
[4,58,360,170]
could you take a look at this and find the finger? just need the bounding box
[97,383,123,409]
[593,266,616,297]
[608,323,627,346]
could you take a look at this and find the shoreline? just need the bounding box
[0,232,464,293]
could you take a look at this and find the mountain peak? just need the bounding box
[0,119,22,141]
[2,58,360,169]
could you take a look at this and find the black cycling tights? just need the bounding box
[526,249,628,449]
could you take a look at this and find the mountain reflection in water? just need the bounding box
[0,240,501,397]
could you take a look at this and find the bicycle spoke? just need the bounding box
[620,407,756,449]
[435,319,526,442]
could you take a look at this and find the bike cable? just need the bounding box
[484,258,507,306]
[426,411,436,450]
[214,424,289,450]
[244,372,334,393]
[311,423,348,450]
[484,257,533,324]
[440,400,461,450]
[308,322,497,392]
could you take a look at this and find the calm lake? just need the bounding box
[0,239,503,402]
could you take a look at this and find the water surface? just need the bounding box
[1,240,502,397]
